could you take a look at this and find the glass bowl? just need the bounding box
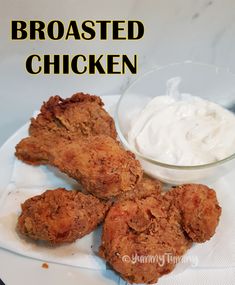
[115,62,235,184]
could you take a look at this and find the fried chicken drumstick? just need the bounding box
[16,92,117,166]
[16,134,142,199]
[15,93,142,199]
[17,188,109,244]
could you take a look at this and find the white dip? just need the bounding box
[128,77,235,166]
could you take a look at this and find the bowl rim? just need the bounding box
[115,61,235,170]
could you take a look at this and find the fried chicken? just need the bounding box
[99,183,221,284]
[16,93,117,166]
[99,190,192,284]
[117,174,162,202]
[135,174,162,195]
[166,184,222,242]
[16,134,143,199]
[15,134,55,165]
[17,188,109,244]
[15,93,143,199]
[29,93,117,140]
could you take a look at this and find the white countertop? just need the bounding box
[0,0,235,145]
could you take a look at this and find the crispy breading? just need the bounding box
[99,191,192,284]
[29,93,117,140]
[15,93,143,199]
[15,134,54,165]
[135,174,162,195]
[100,184,221,284]
[16,134,143,199]
[17,188,109,244]
[15,93,117,166]
[117,174,162,202]
[52,135,142,199]
[166,184,222,242]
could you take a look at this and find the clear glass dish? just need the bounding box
[115,62,235,184]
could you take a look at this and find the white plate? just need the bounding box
[0,95,235,285]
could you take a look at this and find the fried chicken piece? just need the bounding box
[166,184,222,243]
[15,134,55,165]
[52,135,142,199]
[30,93,117,140]
[17,188,109,244]
[99,191,192,284]
[100,183,222,283]
[15,93,117,165]
[16,134,143,199]
[135,174,162,195]
[15,93,142,199]
[117,174,162,202]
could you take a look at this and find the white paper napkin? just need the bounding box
[114,267,235,285]
[12,159,79,189]
[156,267,235,285]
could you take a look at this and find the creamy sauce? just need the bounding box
[128,77,235,166]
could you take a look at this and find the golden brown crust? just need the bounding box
[17,188,109,244]
[15,93,143,199]
[134,174,162,195]
[117,174,162,202]
[51,135,143,199]
[16,134,143,199]
[15,135,53,165]
[165,184,222,243]
[29,93,117,140]
[99,191,191,284]
[15,93,117,164]
[100,183,221,283]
